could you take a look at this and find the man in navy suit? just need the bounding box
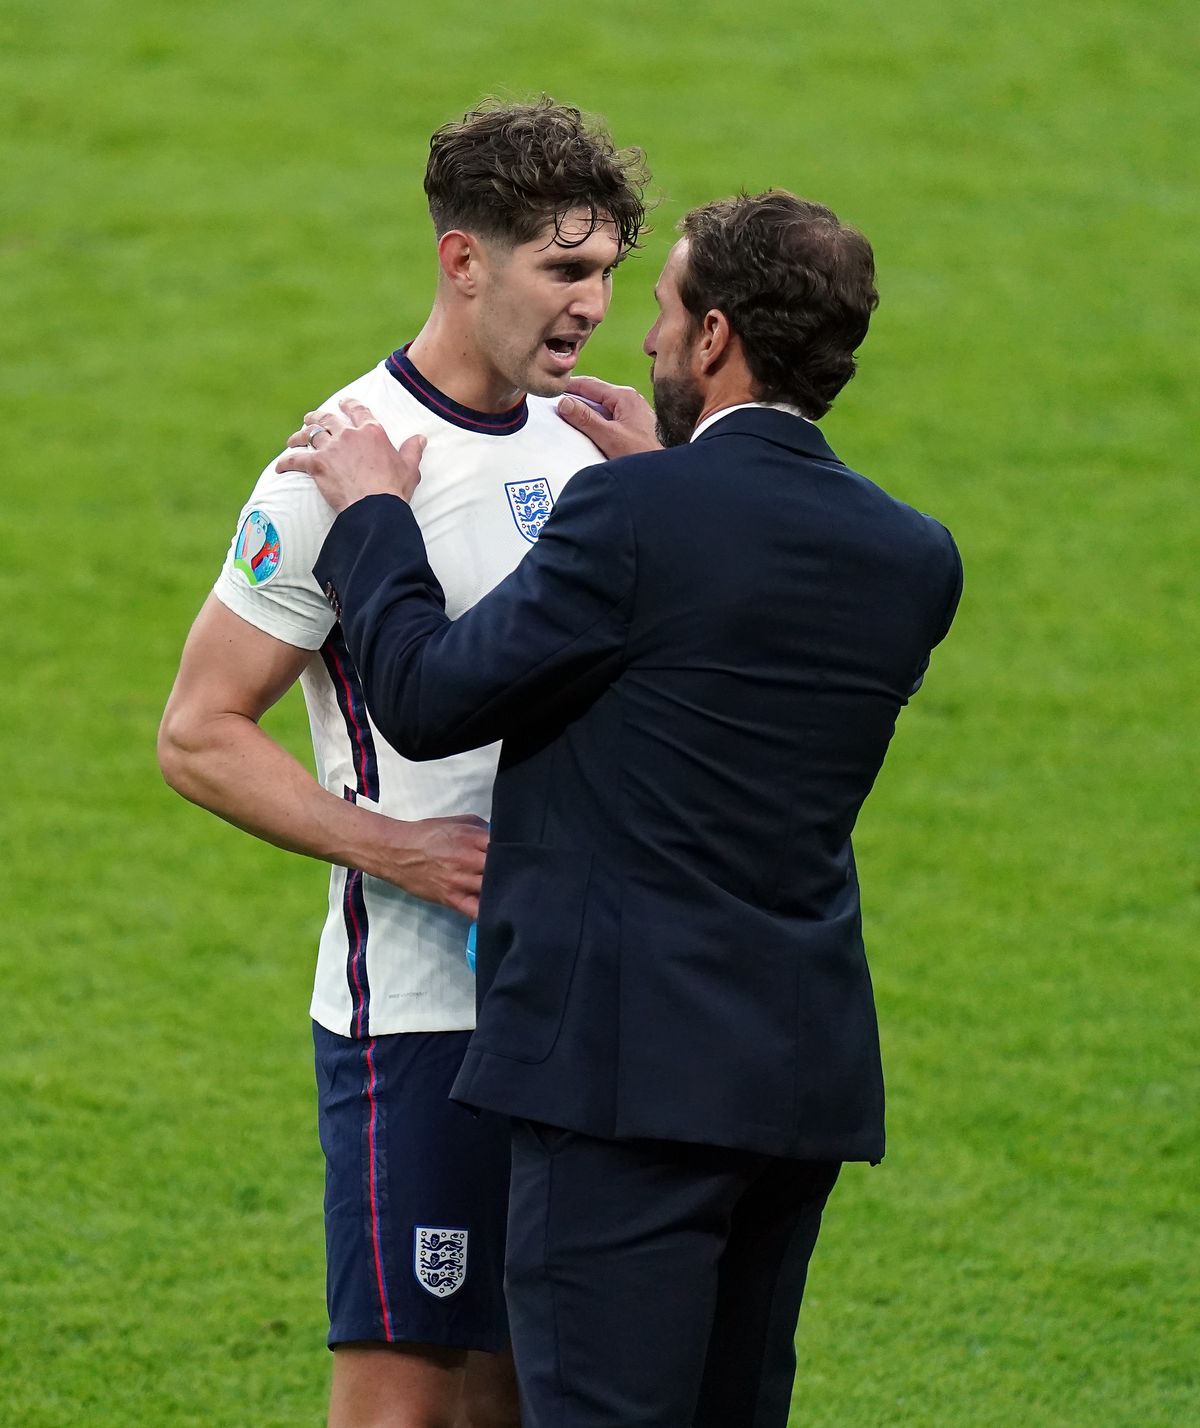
[280,191,962,1428]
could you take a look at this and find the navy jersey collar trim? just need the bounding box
[385,344,529,435]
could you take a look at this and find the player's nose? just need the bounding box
[569,276,609,327]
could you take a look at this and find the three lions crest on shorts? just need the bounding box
[505,479,554,543]
[414,1227,468,1298]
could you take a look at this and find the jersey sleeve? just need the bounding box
[213,466,337,650]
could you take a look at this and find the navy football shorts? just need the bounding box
[313,1023,511,1351]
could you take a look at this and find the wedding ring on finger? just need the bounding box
[305,424,330,447]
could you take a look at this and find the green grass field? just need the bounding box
[3,1,1197,1422]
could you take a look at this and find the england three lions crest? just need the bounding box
[505,479,554,543]
[414,1227,468,1298]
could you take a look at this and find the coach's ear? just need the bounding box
[696,308,734,374]
[436,230,480,295]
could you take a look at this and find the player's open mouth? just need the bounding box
[544,336,584,369]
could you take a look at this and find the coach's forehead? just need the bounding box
[656,239,691,301]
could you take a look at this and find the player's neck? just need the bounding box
[407,315,524,415]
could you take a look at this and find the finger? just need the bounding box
[453,830,490,862]
[303,408,344,436]
[397,433,427,486]
[442,887,475,919]
[338,396,378,426]
[275,447,319,475]
[451,880,486,910]
[284,428,312,448]
[557,394,611,430]
[566,374,622,402]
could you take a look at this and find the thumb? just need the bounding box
[557,395,598,430]
[399,433,426,487]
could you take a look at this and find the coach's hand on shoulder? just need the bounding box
[276,397,426,512]
[556,376,662,460]
[358,811,490,920]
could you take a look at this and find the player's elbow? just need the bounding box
[156,702,204,800]
[156,708,187,793]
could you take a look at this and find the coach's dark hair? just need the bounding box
[678,191,878,418]
[425,98,649,255]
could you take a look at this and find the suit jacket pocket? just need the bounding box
[471,843,593,1066]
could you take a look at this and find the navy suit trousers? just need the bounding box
[505,1121,840,1428]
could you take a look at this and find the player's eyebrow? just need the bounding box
[543,248,613,265]
[539,252,620,276]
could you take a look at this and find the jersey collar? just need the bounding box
[385,344,529,435]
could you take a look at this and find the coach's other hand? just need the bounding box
[556,376,662,459]
[276,397,426,511]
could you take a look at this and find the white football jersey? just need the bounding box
[214,347,604,1036]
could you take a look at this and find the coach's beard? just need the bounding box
[652,372,705,448]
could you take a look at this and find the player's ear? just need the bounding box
[436,230,478,294]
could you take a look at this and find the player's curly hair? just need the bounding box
[425,97,649,256]
[678,192,879,419]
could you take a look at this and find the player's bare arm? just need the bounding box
[157,595,488,918]
[555,375,662,459]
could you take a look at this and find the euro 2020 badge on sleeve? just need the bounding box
[504,479,554,543]
[234,510,282,586]
[414,1227,468,1298]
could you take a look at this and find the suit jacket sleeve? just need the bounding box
[313,465,635,760]
[908,520,964,696]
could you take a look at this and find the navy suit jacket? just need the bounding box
[315,408,962,1160]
